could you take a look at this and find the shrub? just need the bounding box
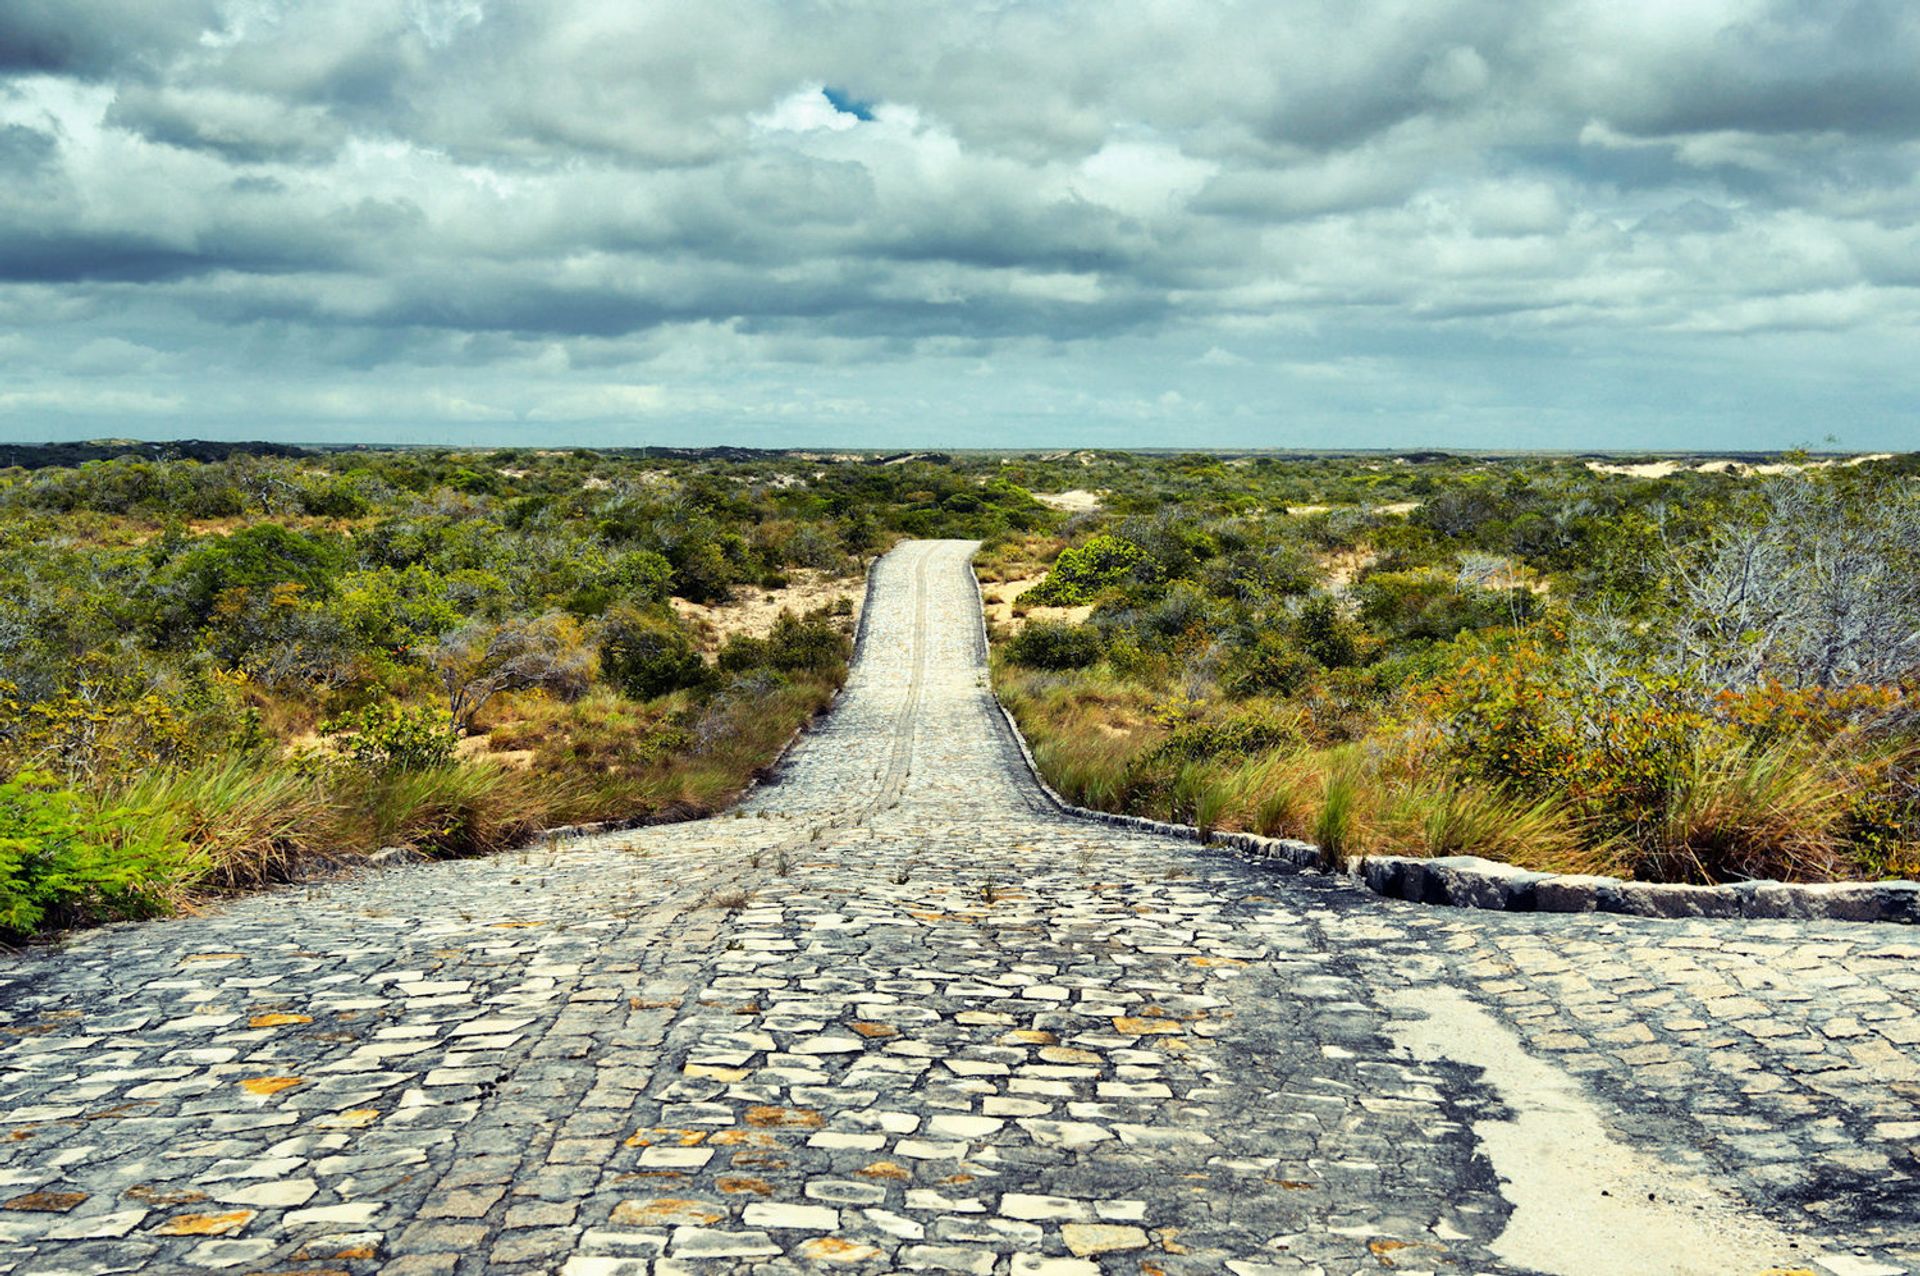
[1225,631,1317,696]
[434,613,594,732]
[1007,621,1103,670]
[0,771,181,936]
[1152,707,1298,762]
[1294,595,1363,669]
[599,606,710,700]
[491,690,693,784]
[321,700,459,771]
[1356,570,1534,644]
[1024,534,1156,606]
[719,610,850,677]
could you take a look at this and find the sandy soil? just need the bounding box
[979,575,1094,631]
[1587,453,1892,479]
[457,734,534,769]
[1318,546,1380,590]
[1286,501,1421,516]
[1032,489,1103,512]
[671,568,865,655]
[1387,987,1823,1276]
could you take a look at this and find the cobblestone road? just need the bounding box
[0,540,1915,1275]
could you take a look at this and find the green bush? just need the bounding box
[1025,534,1156,606]
[1356,570,1536,644]
[1294,595,1363,669]
[1152,708,1298,762]
[1007,621,1103,670]
[719,610,850,676]
[1225,631,1317,696]
[321,700,459,770]
[0,771,179,936]
[600,606,711,700]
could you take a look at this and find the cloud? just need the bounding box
[0,0,1916,448]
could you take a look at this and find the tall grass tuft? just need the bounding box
[1246,755,1316,839]
[1630,738,1850,883]
[108,754,333,889]
[1313,765,1361,871]
[1383,781,1592,873]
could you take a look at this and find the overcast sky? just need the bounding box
[2,1,1916,450]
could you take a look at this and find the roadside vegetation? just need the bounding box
[989,451,1920,885]
[0,446,1049,937]
[6,443,1914,937]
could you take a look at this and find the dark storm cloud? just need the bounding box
[0,0,1916,444]
[1572,1,1920,139]
[0,124,56,172]
[0,1,221,76]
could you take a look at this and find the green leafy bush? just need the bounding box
[1025,534,1156,605]
[1224,631,1317,696]
[1293,595,1363,669]
[1152,708,1298,762]
[0,771,179,936]
[718,610,850,676]
[321,700,459,770]
[600,606,711,700]
[1007,621,1103,670]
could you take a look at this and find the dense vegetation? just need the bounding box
[988,452,1920,885]
[0,446,1051,937]
[6,443,1915,938]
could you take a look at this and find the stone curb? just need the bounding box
[987,685,1920,927]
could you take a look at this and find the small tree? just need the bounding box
[599,606,710,700]
[433,614,592,733]
[1658,475,1920,694]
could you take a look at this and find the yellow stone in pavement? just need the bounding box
[314,1108,379,1130]
[1004,1029,1056,1045]
[1039,1046,1102,1065]
[238,1076,304,1096]
[1061,1223,1149,1256]
[181,953,244,963]
[610,1198,724,1226]
[855,1160,912,1180]
[683,1063,749,1082]
[709,1129,777,1147]
[745,1105,825,1129]
[717,1175,774,1195]
[248,1013,312,1028]
[851,1022,898,1038]
[1111,1017,1181,1036]
[800,1236,885,1263]
[155,1210,254,1236]
[2,1191,87,1212]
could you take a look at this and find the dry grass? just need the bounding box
[1620,738,1854,884]
[998,658,1895,884]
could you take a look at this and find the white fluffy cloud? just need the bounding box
[1,0,1916,447]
